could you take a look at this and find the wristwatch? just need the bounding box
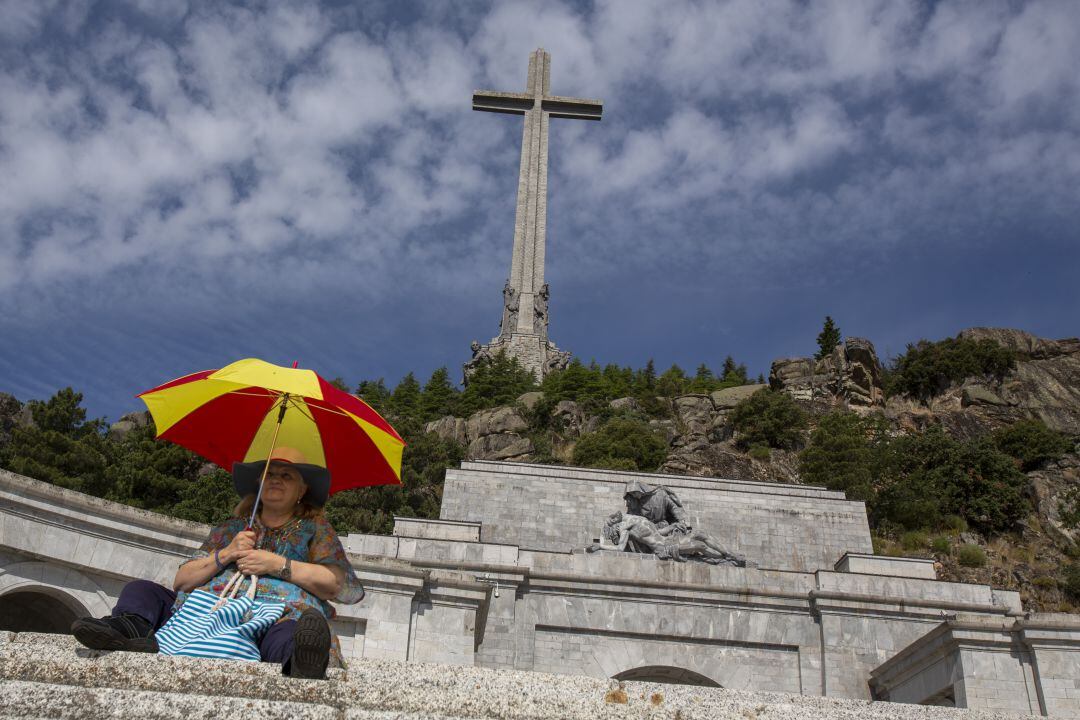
[277,557,292,580]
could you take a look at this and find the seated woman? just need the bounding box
[70,447,364,679]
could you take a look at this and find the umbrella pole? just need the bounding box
[247,393,290,529]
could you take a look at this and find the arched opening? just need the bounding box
[0,590,85,634]
[613,665,721,687]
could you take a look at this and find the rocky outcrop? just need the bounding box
[770,338,885,407]
[467,433,534,461]
[428,406,533,461]
[1027,453,1080,542]
[465,406,527,440]
[957,328,1080,436]
[883,329,1080,440]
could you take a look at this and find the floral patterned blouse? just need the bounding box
[176,513,363,666]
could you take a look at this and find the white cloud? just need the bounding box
[0,0,1077,327]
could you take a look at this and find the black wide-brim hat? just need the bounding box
[232,460,332,507]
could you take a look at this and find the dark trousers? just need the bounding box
[113,579,296,665]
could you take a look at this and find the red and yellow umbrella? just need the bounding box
[137,358,404,494]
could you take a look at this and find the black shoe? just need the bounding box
[71,614,158,653]
[288,609,330,679]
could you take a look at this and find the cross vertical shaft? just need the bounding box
[473,48,602,341]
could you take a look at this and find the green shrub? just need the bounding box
[930,536,951,554]
[875,426,1029,534]
[748,444,771,461]
[572,418,668,472]
[885,337,1016,401]
[942,515,968,534]
[799,412,889,503]
[900,531,928,551]
[957,544,987,568]
[993,419,1072,471]
[730,389,807,450]
[1033,576,1057,589]
[1063,564,1080,599]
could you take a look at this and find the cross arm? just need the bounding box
[473,91,534,115]
[542,95,602,121]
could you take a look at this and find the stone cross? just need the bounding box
[473,48,602,340]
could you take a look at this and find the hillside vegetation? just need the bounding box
[2,327,1078,611]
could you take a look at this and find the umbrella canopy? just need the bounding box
[137,358,404,493]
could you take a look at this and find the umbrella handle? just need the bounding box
[247,394,290,529]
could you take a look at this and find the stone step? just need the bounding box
[0,632,1036,719]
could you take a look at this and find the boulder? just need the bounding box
[425,416,467,446]
[709,384,767,410]
[842,337,884,406]
[608,397,641,413]
[107,411,152,441]
[961,385,1008,407]
[466,406,527,442]
[673,395,713,436]
[516,392,544,411]
[467,433,534,461]
[551,400,587,436]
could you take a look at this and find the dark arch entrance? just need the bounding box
[613,665,721,687]
[0,590,84,634]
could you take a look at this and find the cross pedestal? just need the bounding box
[465,48,602,382]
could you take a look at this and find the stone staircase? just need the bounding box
[0,631,1041,720]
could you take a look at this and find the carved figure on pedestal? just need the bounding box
[533,284,550,335]
[463,340,498,383]
[544,343,571,373]
[591,512,751,567]
[500,282,519,337]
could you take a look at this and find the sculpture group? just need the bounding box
[589,481,754,567]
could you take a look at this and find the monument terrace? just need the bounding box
[3,458,1080,716]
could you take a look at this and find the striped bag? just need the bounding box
[156,571,285,661]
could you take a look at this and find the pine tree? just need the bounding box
[816,316,842,360]
[356,379,392,414]
[656,364,688,397]
[389,373,422,420]
[420,367,458,422]
[640,359,657,390]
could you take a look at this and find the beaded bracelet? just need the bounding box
[214,548,225,570]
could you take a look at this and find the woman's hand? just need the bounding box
[234,549,285,576]
[220,530,257,565]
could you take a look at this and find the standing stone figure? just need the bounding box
[591,512,751,567]
[500,281,519,338]
[533,284,550,334]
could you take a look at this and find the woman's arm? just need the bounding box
[234,550,344,601]
[173,529,255,592]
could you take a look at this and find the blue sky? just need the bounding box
[1,0,1078,422]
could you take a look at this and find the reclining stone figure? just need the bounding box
[590,511,753,567]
